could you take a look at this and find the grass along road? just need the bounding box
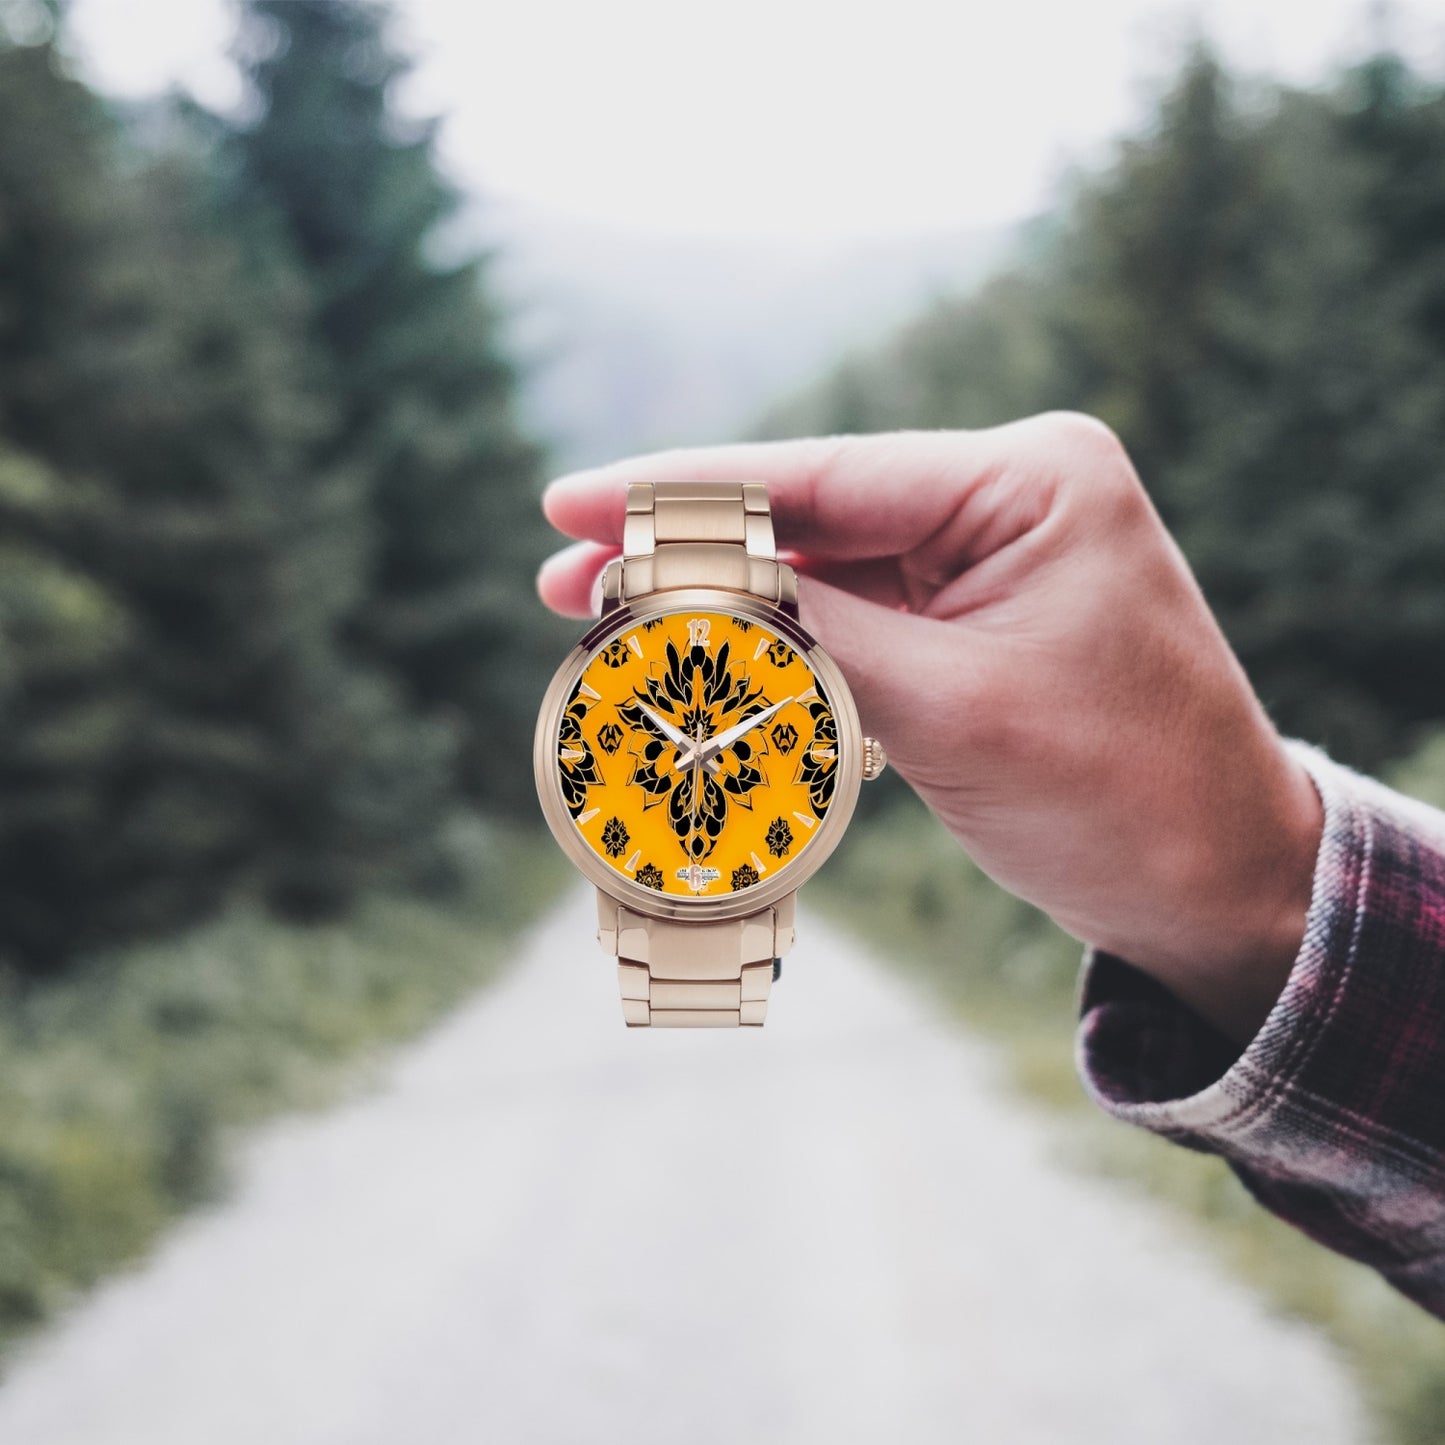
[0,822,567,1358]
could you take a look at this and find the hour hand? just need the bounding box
[638,703,720,775]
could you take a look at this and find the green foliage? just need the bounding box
[0,822,567,1347]
[0,5,573,1334]
[763,48,1445,773]
[815,790,1445,1445]
[0,29,457,965]
[1386,724,1445,809]
[0,446,131,973]
[0,5,567,972]
[229,0,571,815]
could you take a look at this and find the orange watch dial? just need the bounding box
[554,610,839,899]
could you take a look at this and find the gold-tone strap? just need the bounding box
[598,894,796,1028]
[600,480,798,612]
[598,480,800,1028]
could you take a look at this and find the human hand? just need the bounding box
[538,415,1323,1043]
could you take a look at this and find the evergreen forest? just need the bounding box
[0,0,568,978]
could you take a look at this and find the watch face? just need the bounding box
[549,608,841,901]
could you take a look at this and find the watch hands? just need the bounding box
[679,696,795,769]
[638,702,720,776]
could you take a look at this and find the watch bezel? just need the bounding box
[533,587,863,922]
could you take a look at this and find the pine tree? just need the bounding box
[0,442,132,971]
[1048,50,1287,507]
[230,0,566,816]
[1341,51,1445,352]
[0,31,456,969]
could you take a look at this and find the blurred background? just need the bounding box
[0,0,1444,1440]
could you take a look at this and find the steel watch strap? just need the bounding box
[601,480,798,611]
[598,893,795,1028]
[598,480,798,1028]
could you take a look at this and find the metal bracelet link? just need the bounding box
[600,895,795,1028]
[602,480,797,615]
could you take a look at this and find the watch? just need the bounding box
[533,480,886,1027]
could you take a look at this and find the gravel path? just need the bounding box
[0,887,1367,1445]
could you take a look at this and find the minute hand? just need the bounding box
[690,697,794,766]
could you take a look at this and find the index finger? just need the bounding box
[541,428,1029,564]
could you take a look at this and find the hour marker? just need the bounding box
[687,617,711,648]
[626,634,643,658]
[577,808,600,825]
[579,682,601,700]
[560,748,585,762]
[812,747,836,761]
[624,850,641,873]
[678,864,721,893]
[750,852,768,875]
[797,686,817,703]
[753,637,771,660]
[793,811,817,829]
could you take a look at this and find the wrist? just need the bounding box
[1132,741,1325,1045]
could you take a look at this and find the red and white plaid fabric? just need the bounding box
[1077,744,1445,1318]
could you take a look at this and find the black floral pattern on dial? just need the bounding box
[795,698,839,817]
[731,863,760,890]
[601,640,631,668]
[558,685,604,818]
[643,618,666,631]
[770,722,798,754]
[636,862,665,890]
[731,617,754,632]
[601,816,629,858]
[765,817,794,858]
[596,722,624,755]
[766,639,795,667]
[618,638,770,863]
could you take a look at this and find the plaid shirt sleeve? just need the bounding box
[1076,742,1445,1317]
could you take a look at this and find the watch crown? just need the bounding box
[861,736,887,781]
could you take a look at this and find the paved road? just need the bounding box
[0,888,1366,1445]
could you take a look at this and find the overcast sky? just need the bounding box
[68,0,1444,245]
